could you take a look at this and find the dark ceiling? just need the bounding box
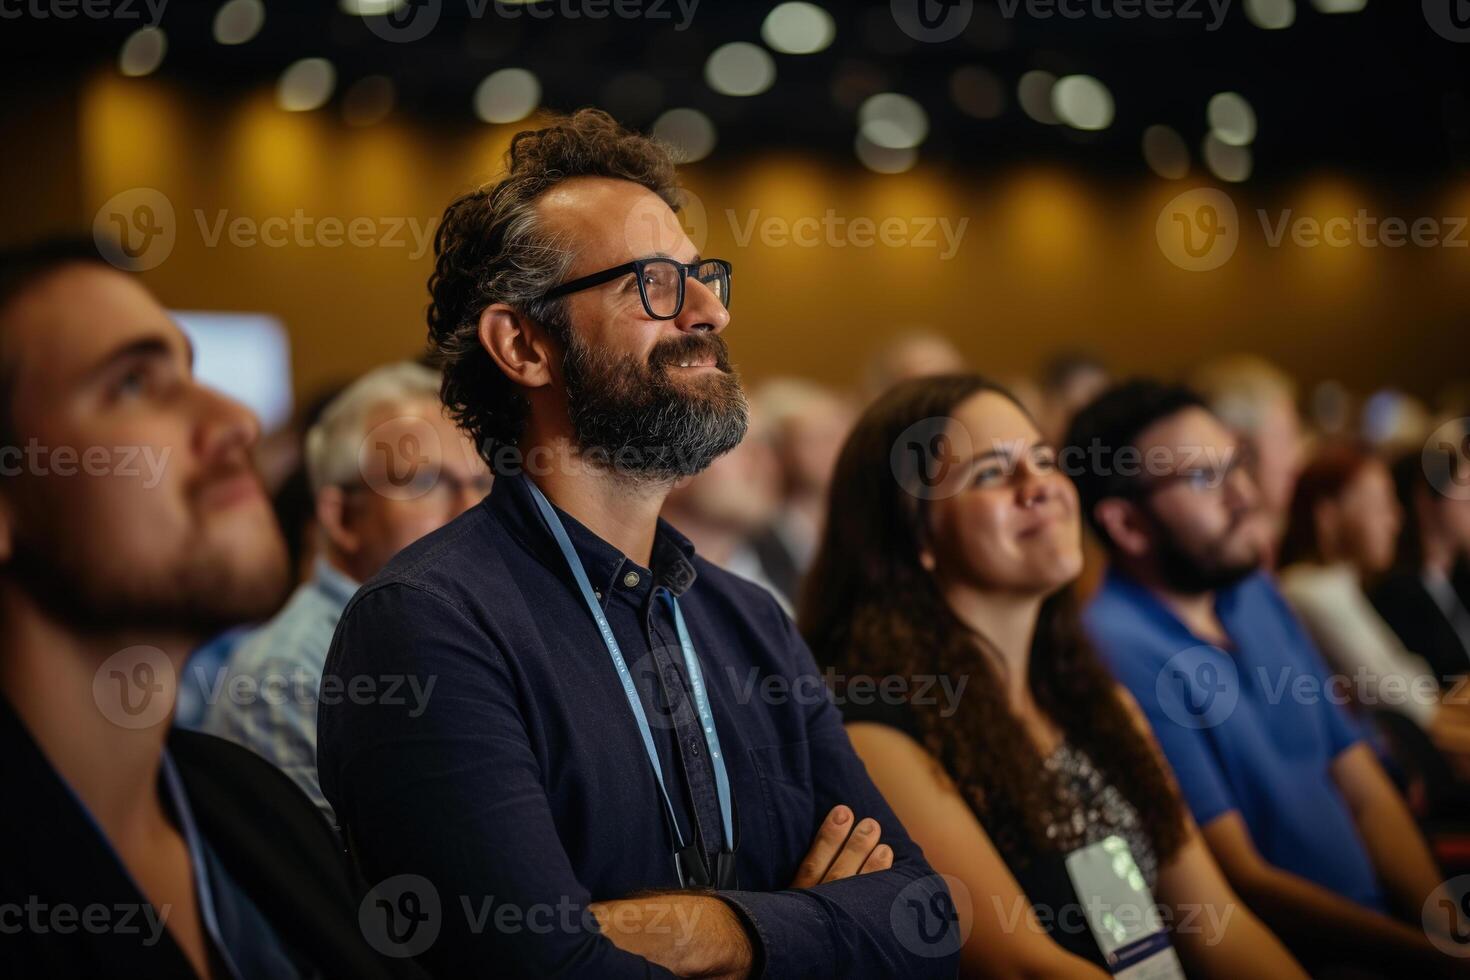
[4,1,1469,183]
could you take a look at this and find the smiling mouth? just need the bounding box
[674,360,718,369]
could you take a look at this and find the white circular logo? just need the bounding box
[359,415,443,501]
[359,874,442,958]
[1155,646,1239,730]
[93,188,176,271]
[1424,0,1470,42]
[891,873,971,957]
[1423,418,1470,502]
[1423,875,1470,957]
[891,0,975,43]
[93,645,176,729]
[890,416,975,501]
[1156,188,1239,272]
[362,0,442,43]
[622,186,708,259]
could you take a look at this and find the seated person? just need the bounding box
[1279,443,1470,761]
[0,240,412,978]
[316,110,956,978]
[1066,379,1468,975]
[1371,446,1470,687]
[203,361,490,820]
[803,374,1307,979]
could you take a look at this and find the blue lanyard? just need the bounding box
[525,477,735,860]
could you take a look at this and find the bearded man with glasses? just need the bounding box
[315,110,956,979]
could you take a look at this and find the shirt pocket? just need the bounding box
[747,739,815,882]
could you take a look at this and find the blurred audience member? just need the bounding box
[1068,380,1467,976]
[1278,444,1470,760]
[1371,445,1470,685]
[748,378,855,603]
[860,327,967,402]
[1361,389,1432,457]
[661,409,790,612]
[1189,354,1304,565]
[804,375,1308,979]
[1037,351,1110,445]
[204,361,490,819]
[0,240,406,977]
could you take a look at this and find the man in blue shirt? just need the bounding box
[1066,379,1466,975]
[316,109,957,978]
[204,361,490,820]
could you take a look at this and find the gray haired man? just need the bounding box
[204,360,490,819]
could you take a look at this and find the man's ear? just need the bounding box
[1093,497,1151,559]
[314,486,358,559]
[479,303,556,391]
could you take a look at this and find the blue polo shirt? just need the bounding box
[1084,568,1385,912]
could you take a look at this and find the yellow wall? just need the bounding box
[37,71,1470,406]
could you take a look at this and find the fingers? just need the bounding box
[858,843,893,875]
[820,817,882,884]
[790,805,853,889]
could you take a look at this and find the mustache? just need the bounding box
[649,332,733,373]
[187,451,262,502]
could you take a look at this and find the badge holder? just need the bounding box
[1063,836,1186,980]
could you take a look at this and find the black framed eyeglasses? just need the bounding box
[541,257,732,320]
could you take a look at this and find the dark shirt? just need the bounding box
[0,695,414,980]
[1370,568,1470,687]
[316,473,957,978]
[841,699,1162,971]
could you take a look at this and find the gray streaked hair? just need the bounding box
[304,361,443,493]
[425,108,682,471]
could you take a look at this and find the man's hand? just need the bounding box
[790,805,893,889]
[590,894,752,980]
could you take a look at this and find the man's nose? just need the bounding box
[675,275,730,334]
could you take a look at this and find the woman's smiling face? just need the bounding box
[921,390,1084,596]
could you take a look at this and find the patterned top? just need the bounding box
[1039,741,1159,890]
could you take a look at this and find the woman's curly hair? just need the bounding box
[425,108,682,468]
[799,374,1187,865]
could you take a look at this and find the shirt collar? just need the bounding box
[311,557,360,608]
[489,472,699,609]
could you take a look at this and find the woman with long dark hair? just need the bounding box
[801,375,1306,978]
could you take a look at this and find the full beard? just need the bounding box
[4,513,289,641]
[563,329,749,484]
[1146,508,1261,595]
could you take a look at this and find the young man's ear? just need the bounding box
[314,486,357,559]
[1093,497,1151,560]
[479,303,556,391]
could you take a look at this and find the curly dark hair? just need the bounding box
[425,108,682,468]
[800,374,1186,865]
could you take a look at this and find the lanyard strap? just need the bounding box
[525,477,734,855]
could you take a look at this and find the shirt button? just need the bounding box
[623,571,641,588]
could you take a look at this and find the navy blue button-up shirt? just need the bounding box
[317,473,957,978]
